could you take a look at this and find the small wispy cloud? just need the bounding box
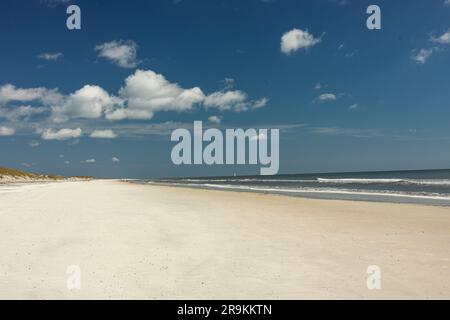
[411,47,438,64]
[250,132,267,141]
[220,78,235,90]
[28,140,41,148]
[21,162,36,168]
[328,0,350,6]
[430,29,450,44]
[95,40,139,68]
[40,0,71,7]
[311,127,382,138]
[204,91,268,112]
[0,105,46,122]
[344,50,358,58]
[313,93,337,104]
[112,157,120,163]
[37,52,63,61]
[83,159,96,164]
[208,115,222,124]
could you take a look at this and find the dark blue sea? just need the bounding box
[139,169,450,206]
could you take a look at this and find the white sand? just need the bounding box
[0,180,449,299]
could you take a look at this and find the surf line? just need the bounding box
[171,121,279,175]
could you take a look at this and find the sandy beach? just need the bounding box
[0,180,449,299]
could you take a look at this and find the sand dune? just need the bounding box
[0,180,449,299]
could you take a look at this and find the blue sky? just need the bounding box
[0,0,450,178]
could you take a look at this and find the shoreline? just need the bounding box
[1,180,449,299]
[136,181,450,207]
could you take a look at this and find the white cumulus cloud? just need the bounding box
[108,69,205,120]
[1,69,267,127]
[0,126,15,136]
[51,85,123,123]
[281,28,321,54]
[90,129,118,139]
[0,84,62,105]
[41,128,82,141]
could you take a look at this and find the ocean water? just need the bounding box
[141,169,450,206]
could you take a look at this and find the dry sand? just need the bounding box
[0,180,449,299]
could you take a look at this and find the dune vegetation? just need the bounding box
[0,166,65,182]
[0,166,38,178]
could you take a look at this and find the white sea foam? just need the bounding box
[403,179,450,186]
[317,178,450,186]
[181,178,315,183]
[177,177,450,187]
[166,182,450,202]
[317,178,404,184]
